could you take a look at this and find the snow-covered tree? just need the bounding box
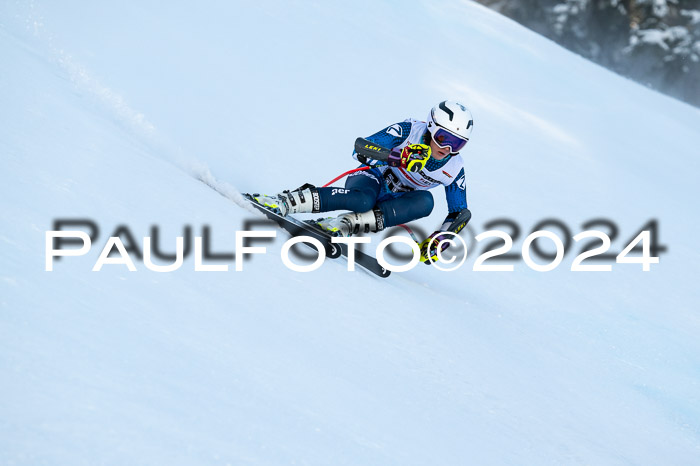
[624,0,700,104]
[476,0,700,107]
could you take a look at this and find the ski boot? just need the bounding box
[316,208,385,237]
[254,185,320,217]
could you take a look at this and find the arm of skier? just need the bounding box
[420,168,472,262]
[353,131,431,172]
[351,122,410,166]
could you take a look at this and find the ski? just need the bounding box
[332,240,391,278]
[244,194,390,278]
[195,175,389,276]
[243,193,342,259]
[297,217,391,279]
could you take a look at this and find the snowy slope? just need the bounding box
[2,1,700,464]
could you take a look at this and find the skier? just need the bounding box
[255,100,473,263]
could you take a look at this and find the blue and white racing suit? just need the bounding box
[316,119,469,230]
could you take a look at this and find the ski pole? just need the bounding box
[397,223,420,243]
[322,167,371,187]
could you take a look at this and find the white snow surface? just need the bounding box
[2,1,700,464]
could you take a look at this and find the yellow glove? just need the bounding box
[388,144,431,172]
[419,231,451,264]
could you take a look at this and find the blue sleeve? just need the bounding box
[444,167,468,213]
[352,122,412,166]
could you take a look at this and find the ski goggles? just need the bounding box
[432,127,468,153]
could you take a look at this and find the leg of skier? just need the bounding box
[254,168,434,236]
[313,168,384,236]
[253,168,381,217]
[316,168,383,213]
[316,170,434,236]
[317,188,434,237]
[376,190,434,226]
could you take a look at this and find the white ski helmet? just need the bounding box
[426,100,473,153]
